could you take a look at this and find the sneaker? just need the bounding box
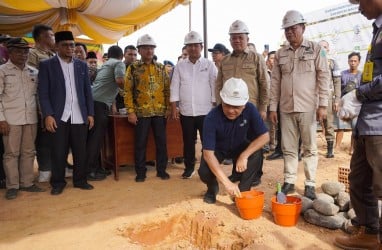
[203,186,219,204]
[203,192,216,204]
[182,169,195,179]
[38,170,51,182]
[5,188,18,200]
[304,186,317,200]
[65,168,73,178]
[20,184,45,192]
[281,182,295,194]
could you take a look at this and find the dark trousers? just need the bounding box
[35,119,53,171]
[0,135,4,180]
[134,116,168,177]
[274,109,283,153]
[86,101,109,173]
[50,120,88,188]
[198,148,263,193]
[180,115,205,171]
[115,93,125,110]
[349,135,382,233]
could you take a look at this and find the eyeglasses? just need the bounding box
[59,42,75,48]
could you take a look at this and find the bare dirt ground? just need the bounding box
[0,132,353,250]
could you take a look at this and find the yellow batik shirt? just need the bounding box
[124,60,170,117]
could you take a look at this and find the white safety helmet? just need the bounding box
[137,34,156,47]
[220,77,249,106]
[281,10,306,29]
[184,31,203,45]
[228,20,250,34]
[349,0,359,3]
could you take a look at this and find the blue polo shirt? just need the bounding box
[202,103,268,154]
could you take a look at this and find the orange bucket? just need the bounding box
[271,196,302,226]
[235,190,264,220]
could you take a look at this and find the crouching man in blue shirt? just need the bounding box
[198,77,269,204]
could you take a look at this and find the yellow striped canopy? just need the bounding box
[0,0,188,43]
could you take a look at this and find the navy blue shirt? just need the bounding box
[202,103,268,154]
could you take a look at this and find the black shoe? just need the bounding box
[174,157,184,164]
[182,168,195,179]
[51,186,64,195]
[203,192,216,204]
[135,176,146,182]
[222,159,233,165]
[20,184,45,192]
[146,161,156,166]
[304,186,317,200]
[74,183,94,190]
[203,186,219,204]
[157,171,170,180]
[266,151,283,160]
[281,183,295,194]
[87,172,106,181]
[97,167,112,176]
[251,179,262,187]
[5,188,18,200]
[228,174,241,182]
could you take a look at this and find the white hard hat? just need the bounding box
[220,77,249,106]
[184,31,203,45]
[282,10,306,29]
[349,0,359,3]
[137,34,156,47]
[229,20,250,34]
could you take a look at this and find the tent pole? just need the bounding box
[203,0,207,58]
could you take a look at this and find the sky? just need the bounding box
[105,0,350,64]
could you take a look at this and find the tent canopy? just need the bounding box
[0,0,187,44]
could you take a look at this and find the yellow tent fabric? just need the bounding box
[0,0,188,44]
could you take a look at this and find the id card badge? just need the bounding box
[362,61,373,82]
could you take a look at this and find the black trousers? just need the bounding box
[86,101,109,173]
[50,120,88,188]
[198,148,263,193]
[134,116,168,177]
[35,119,53,171]
[0,135,4,179]
[180,115,205,171]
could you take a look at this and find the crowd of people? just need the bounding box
[0,1,381,248]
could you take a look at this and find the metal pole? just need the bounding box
[203,0,207,58]
[189,1,191,31]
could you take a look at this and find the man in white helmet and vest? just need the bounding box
[269,10,330,200]
[124,34,171,182]
[170,31,217,179]
[216,20,269,187]
[334,0,382,249]
[198,77,269,204]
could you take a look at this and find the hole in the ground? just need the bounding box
[122,211,256,249]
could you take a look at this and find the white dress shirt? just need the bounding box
[170,57,217,116]
[58,56,84,124]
